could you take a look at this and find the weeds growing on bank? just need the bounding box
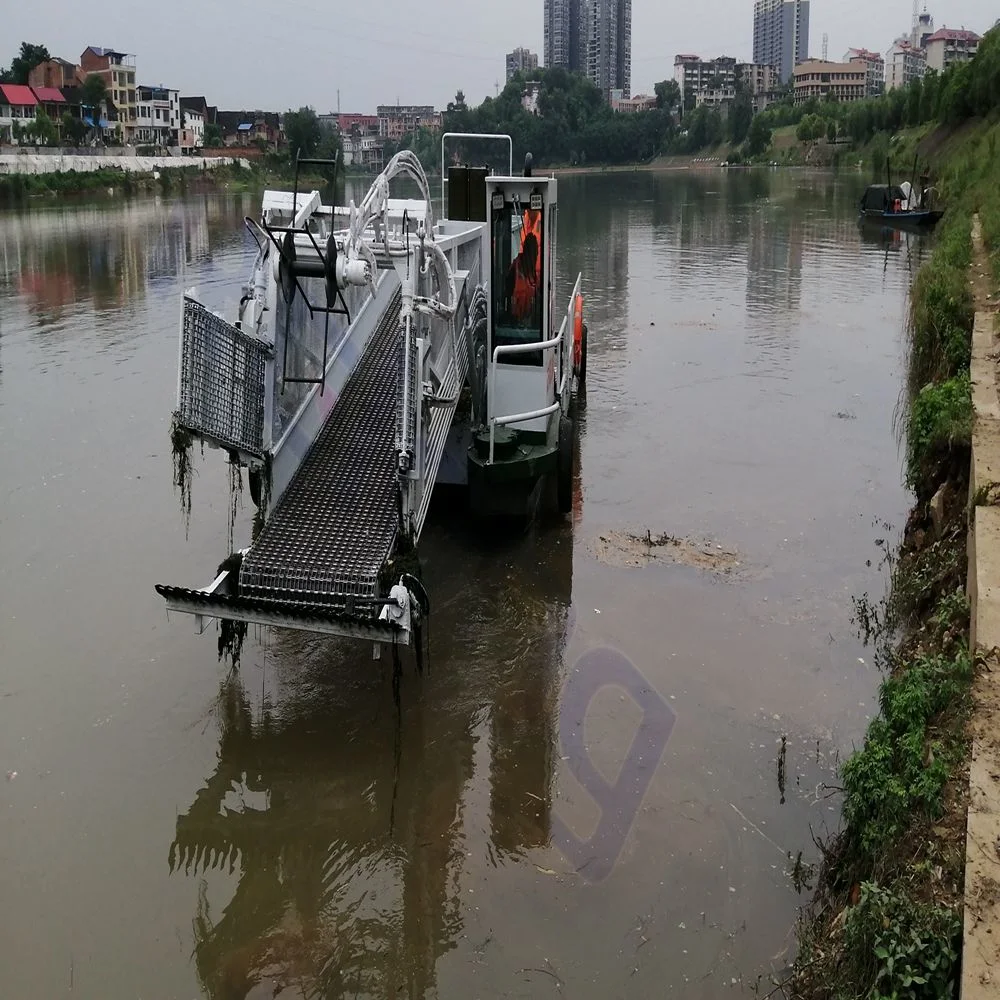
[786,119,1000,1000]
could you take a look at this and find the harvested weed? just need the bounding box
[171,414,194,536]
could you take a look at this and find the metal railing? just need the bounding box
[440,132,513,205]
[486,273,581,463]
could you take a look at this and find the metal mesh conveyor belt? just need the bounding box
[239,289,403,613]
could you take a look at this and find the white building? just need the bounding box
[135,85,179,146]
[843,48,885,97]
[180,106,204,151]
[885,38,926,90]
[924,28,981,73]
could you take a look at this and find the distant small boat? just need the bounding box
[859,183,943,228]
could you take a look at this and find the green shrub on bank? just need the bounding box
[842,644,972,863]
[842,882,962,1000]
[907,216,974,392]
[905,375,973,492]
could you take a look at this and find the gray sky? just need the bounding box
[4,0,996,112]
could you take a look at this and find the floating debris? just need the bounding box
[170,414,194,536]
[592,530,742,575]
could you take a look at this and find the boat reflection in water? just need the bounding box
[167,480,578,999]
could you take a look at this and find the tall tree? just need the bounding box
[284,106,322,161]
[654,79,680,111]
[81,74,108,135]
[9,42,50,84]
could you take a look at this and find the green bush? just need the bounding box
[905,375,972,491]
[842,646,971,861]
[842,882,961,1000]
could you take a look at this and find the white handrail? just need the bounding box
[440,132,513,205]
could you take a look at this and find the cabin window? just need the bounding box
[491,196,544,365]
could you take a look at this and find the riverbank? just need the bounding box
[0,157,251,205]
[787,117,1000,1000]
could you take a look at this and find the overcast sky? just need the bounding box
[4,0,996,112]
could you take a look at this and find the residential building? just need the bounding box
[843,48,884,97]
[675,55,739,104]
[79,47,137,139]
[319,113,380,135]
[911,9,935,49]
[216,111,282,148]
[180,106,204,150]
[753,0,810,83]
[376,105,440,140]
[610,91,656,113]
[675,55,777,111]
[30,86,67,123]
[135,85,179,146]
[584,0,632,99]
[522,81,542,115]
[544,0,585,73]
[885,38,926,90]
[342,134,385,172]
[925,28,981,73]
[792,58,866,103]
[28,57,78,91]
[0,84,37,142]
[506,47,539,82]
[741,61,779,111]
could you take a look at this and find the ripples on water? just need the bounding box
[0,172,931,999]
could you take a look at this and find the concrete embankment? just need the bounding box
[962,216,1000,1000]
[0,153,248,175]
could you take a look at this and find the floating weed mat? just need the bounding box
[171,414,195,536]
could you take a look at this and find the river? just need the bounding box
[0,170,926,998]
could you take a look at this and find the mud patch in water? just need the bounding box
[592,530,743,575]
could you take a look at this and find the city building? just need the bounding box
[674,55,778,112]
[675,55,739,103]
[924,28,981,73]
[506,47,539,82]
[0,84,37,142]
[522,81,543,115]
[885,38,926,90]
[135,85,179,146]
[843,48,884,97]
[544,0,585,73]
[180,106,204,151]
[216,111,282,147]
[31,86,67,122]
[319,112,380,135]
[792,59,866,103]
[753,0,810,83]
[79,47,136,140]
[376,105,440,140]
[610,90,656,113]
[342,134,385,172]
[584,0,632,99]
[28,57,79,91]
[911,8,935,49]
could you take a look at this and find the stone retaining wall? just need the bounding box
[962,216,1000,1000]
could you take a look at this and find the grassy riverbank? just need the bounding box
[787,117,1000,1000]
[0,161,250,205]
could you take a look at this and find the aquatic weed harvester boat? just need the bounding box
[156,135,587,650]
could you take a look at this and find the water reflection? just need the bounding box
[168,512,572,999]
[0,195,257,323]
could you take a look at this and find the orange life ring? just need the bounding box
[573,294,584,369]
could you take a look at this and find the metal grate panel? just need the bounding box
[178,297,269,457]
[239,290,403,613]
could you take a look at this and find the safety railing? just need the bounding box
[486,273,581,464]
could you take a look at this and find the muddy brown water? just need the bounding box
[0,174,928,998]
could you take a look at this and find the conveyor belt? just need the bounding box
[239,289,403,613]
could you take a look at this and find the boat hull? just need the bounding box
[859,209,943,228]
